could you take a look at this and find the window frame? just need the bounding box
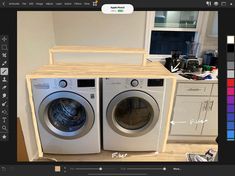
[144,11,205,61]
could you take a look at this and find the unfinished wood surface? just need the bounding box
[161,78,177,152]
[26,76,43,158]
[27,62,175,79]
[49,46,148,65]
[41,143,218,162]
[50,46,146,54]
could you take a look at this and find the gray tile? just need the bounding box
[227,53,235,61]
[227,70,234,78]
[227,62,235,69]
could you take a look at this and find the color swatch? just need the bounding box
[227,36,235,141]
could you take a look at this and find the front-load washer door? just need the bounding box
[106,90,160,137]
[38,91,94,139]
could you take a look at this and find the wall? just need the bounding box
[52,11,147,64]
[17,12,55,160]
[52,11,146,48]
[198,11,218,57]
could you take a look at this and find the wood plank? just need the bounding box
[27,62,175,79]
[50,46,146,54]
[26,76,43,158]
[49,46,148,65]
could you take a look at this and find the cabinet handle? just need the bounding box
[208,101,214,111]
[203,101,208,111]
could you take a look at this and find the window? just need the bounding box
[154,11,199,28]
[145,11,203,59]
[150,31,195,55]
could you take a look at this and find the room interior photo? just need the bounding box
[17,11,218,162]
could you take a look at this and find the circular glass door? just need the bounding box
[39,91,94,139]
[107,91,160,137]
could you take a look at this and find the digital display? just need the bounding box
[77,79,95,87]
[147,79,164,87]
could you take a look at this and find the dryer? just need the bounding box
[31,78,100,154]
[102,78,166,151]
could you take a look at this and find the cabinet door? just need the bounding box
[202,97,218,136]
[170,96,208,135]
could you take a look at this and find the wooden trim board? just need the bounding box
[161,78,177,152]
[26,76,43,158]
[49,46,148,65]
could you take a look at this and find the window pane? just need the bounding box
[150,31,195,55]
[155,11,199,28]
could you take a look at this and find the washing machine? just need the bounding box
[102,78,166,151]
[31,78,100,154]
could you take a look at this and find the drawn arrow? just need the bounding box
[170,62,180,72]
[170,121,187,125]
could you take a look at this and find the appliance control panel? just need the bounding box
[104,78,164,89]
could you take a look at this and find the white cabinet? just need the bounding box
[202,97,218,136]
[170,96,208,135]
[170,82,218,140]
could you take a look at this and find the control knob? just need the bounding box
[59,80,67,88]
[131,79,139,87]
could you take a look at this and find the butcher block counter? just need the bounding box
[26,62,176,79]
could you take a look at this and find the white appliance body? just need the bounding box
[102,78,167,152]
[31,78,100,154]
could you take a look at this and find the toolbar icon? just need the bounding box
[214,1,219,6]
[221,1,227,6]
[1,134,7,140]
[206,1,212,6]
[2,61,7,66]
[2,125,7,131]
[1,110,8,115]
[2,2,5,7]
[2,77,7,82]
[2,101,7,107]
[1,53,7,58]
[93,1,97,6]
[2,117,7,123]
[2,93,7,98]
[0,68,8,75]
[1,36,7,42]
[2,85,7,90]
[1,45,7,51]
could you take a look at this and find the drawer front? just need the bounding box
[177,83,212,96]
[211,84,218,96]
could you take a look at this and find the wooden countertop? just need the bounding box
[27,62,176,79]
